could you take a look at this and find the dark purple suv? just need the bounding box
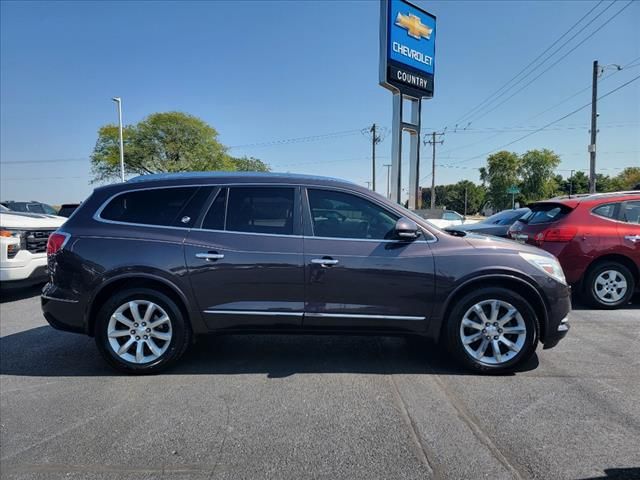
[42,173,570,374]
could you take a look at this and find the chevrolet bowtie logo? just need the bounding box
[395,12,432,40]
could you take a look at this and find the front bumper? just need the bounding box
[541,281,572,349]
[41,283,86,334]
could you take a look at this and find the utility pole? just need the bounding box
[112,97,125,182]
[424,132,445,209]
[464,186,468,217]
[370,123,380,192]
[589,60,598,193]
[383,164,392,199]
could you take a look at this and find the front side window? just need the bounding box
[592,202,620,220]
[225,187,295,235]
[307,189,398,240]
[100,187,198,226]
[621,201,640,224]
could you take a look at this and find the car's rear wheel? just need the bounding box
[446,287,539,374]
[583,261,635,309]
[95,288,191,374]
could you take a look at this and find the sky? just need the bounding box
[1,0,638,205]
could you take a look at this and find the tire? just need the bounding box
[94,288,191,374]
[445,287,539,374]
[583,261,635,309]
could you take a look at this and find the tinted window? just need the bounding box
[442,211,461,221]
[202,188,227,230]
[592,203,620,220]
[484,209,529,225]
[101,187,198,226]
[520,204,570,225]
[308,189,398,239]
[621,201,640,224]
[226,187,294,235]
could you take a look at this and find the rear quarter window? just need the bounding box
[592,202,620,220]
[100,187,200,226]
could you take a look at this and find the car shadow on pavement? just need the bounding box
[0,325,539,378]
[577,467,640,479]
[0,284,43,303]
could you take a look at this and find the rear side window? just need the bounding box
[592,203,620,220]
[225,187,294,235]
[621,201,640,224]
[100,187,199,226]
[520,204,570,225]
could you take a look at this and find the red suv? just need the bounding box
[508,192,640,309]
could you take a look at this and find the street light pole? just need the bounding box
[383,164,392,199]
[112,97,125,183]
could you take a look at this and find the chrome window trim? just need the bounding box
[305,313,425,321]
[589,200,640,225]
[204,310,303,317]
[91,181,437,243]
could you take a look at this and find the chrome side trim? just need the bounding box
[305,312,425,321]
[41,294,79,304]
[204,310,304,317]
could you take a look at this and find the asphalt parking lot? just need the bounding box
[1,287,639,480]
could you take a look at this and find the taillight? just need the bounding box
[534,226,577,245]
[47,232,70,255]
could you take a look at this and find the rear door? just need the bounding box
[184,185,305,330]
[618,200,640,266]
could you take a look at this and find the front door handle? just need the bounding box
[311,258,339,266]
[195,252,225,261]
[624,235,640,243]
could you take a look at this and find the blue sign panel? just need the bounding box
[389,0,436,76]
[380,0,436,98]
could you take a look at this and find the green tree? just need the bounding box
[612,167,640,190]
[519,149,561,202]
[232,156,271,172]
[90,112,269,182]
[479,151,520,211]
[446,180,486,214]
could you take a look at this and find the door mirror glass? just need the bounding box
[394,217,421,239]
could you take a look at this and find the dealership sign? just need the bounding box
[380,0,436,98]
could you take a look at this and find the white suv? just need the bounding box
[0,205,66,287]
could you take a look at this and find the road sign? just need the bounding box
[380,0,436,99]
[506,186,520,194]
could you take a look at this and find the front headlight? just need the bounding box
[0,227,25,239]
[519,252,567,285]
[0,228,26,259]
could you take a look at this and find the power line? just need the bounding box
[227,128,364,150]
[463,0,634,126]
[448,0,608,128]
[441,73,640,167]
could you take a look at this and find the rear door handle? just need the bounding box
[311,258,339,266]
[195,252,225,261]
[624,235,640,243]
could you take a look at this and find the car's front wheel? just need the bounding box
[95,288,191,374]
[446,287,539,374]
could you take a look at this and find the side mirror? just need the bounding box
[394,217,421,239]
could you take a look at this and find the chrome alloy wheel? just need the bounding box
[459,299,527,365]
[107,300,173,364]
[594,270,628,304]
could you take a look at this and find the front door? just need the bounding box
[185,186,304,330]
[302,187,435,333]
[618,200,640,266]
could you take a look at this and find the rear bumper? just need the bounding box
[41,283,86,334]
